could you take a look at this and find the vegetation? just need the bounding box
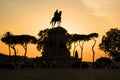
[37,28,50,52]
[71,33,99,63]
[99,28,120,61]
[78,34,90,61]
[71,34,90,60]
[95,57,112,69]
[88,33,99,63]
[1,10,120,70]
[37,27,72,57]
[0,28,99,64]
[1,27,120,70]
[1,32,17,56]
[1,32,13,56]
[16,35,37,57]
[71,34,79,57]
[1,32,37,57]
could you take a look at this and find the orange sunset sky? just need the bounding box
[0,0,120,62]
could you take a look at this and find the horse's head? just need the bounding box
[58,11,62,16]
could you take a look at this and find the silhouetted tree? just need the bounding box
[37,27,72,57]
[66,33,72,50]
[71,34,90,59]
[1,35,18,56]
[1,33,37,57]
[37,28,50,53]
[71,34,79,57]
[1,32,13,56]
[88,33,99,63]
[78,34,90,61]
[99,28,120,61]
[95,57,112,69]
[17,35,37,57]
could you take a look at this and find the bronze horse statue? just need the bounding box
[50,10,62,28]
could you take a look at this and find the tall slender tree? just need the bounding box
[78,34,90,61]
[1,35,18,56]
[88,33,99,63]
[71,34,79,57]
[70,34,90,60]
[1,32,13,56]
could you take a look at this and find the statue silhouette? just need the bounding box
[54,10,58,18]
[50,10,62,28]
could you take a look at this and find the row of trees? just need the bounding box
[1,28,98,63]
[71,33,99,63]
[1,32,37,57]
[36,27,99,63]
[1,28,119,62]
[72,28,120,62]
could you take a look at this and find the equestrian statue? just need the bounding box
[50,10,62,28]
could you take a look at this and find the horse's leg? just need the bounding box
[58,21,60,26]
[54,21,56,27]
[57,21,61,26]
[52,22,54,28]
[51,22,55,28]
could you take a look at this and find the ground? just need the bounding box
[0,68,120,80]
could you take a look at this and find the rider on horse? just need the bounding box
[50,10,62,28]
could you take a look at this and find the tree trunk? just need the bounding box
[13,47,17,56]
[79,41,84,61]
[10,44,16,56]
[92,38,96,64]
[22,43,27,57]
[24,45,27,57]
[8,44,11,56]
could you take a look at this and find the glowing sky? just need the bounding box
[0,0,120,61]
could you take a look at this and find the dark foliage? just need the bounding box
[95,57,112,69]
[37,27,72,56]
[1,33,37,56]
[99,28,120,61]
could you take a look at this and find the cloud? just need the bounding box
[82,0,120,25]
